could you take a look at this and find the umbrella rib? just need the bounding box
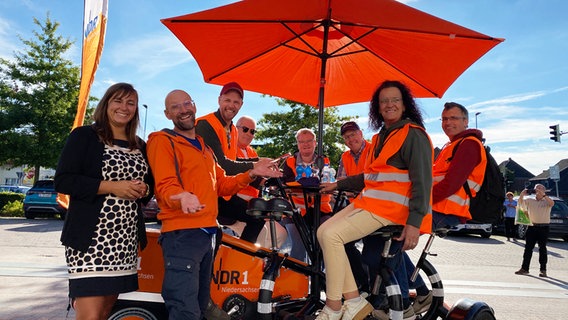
[338,21,502,42]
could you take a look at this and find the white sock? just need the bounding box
[345,296,362,304]
[324,306,342,314]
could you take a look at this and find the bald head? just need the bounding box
[164,89,197,137]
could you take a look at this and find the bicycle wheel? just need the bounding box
[412,259,447,320]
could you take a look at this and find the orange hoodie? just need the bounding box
[147,129,253,233]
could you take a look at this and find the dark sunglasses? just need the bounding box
[238,125,256,135]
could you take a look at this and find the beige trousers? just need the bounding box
[316,203,393,301]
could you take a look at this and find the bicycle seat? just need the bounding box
[247,197,293,220]
[433,227,449,238]
[370,225,404,237]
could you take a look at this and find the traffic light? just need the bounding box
[549,124,561,142]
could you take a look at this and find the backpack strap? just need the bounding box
[449,137,479,199]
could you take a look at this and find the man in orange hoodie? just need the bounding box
[147,89,281,320]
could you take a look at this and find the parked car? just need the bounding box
[0,185,31,194]
[142,196,160,222]
[22,180,66,220]
[448,221,493,238]
[493,195,568,242]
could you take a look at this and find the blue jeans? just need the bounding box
[159,229,215,320]
[362,236,410,305]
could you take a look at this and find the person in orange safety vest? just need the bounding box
[318,80,433,320]
[281,128,333,261]
[195,82,266,244]
[233,115,288,248]
[432,102,487,229]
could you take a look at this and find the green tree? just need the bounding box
[254,98,354,167]
[0,15,81,181]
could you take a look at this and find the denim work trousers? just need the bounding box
[521,225,549,272]
[160,229,215,320]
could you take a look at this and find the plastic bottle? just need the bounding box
[295,165,304,180]
[321,164,331,183]
[329,166,336,183]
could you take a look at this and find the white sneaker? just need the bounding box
[342,297,373,320]
[372,306,416,320]
[316,306,343,320]
[412,291,433,314]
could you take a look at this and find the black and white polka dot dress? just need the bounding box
[66,142,148,297]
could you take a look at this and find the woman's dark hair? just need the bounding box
[368,80,425,131]
[92,82,140,149]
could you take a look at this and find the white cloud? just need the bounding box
[104,32,193,79]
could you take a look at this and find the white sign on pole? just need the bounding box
[549,165,560,181]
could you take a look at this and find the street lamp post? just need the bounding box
[142,104,148,139]
[475,112,481,129]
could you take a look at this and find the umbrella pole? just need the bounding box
[312,14,331,307]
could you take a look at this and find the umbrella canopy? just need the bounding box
[162,0,503,105]
[162,0,503,154]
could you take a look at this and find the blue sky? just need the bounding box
[1,0,567,176]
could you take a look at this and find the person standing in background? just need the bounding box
[503,192,517,241]
[515,184,553,278]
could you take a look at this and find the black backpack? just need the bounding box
[451,137,505,224]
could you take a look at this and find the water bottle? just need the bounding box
[295,165,304,181]
[321,164,331,183]
[329,166,336,183]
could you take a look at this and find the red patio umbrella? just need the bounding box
[161,0,503,154]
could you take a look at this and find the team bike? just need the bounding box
[109,178,495,320]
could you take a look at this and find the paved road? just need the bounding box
[1,217,567,319]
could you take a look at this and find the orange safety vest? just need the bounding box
[236,145,260,201]
[432,136,487,220]
[353,123,432,234]
[341,140,372,177]
[285,156,332,216]
[196,112,238,160]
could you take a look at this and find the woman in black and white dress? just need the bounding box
[55,82,153,320]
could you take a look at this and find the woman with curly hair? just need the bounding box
[317,80,433,320]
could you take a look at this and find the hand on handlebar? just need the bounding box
[320,181,337,193]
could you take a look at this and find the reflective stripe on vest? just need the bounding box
[353,123,432,234]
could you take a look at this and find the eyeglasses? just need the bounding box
[170,100,196,110]
[379,97,402,105]
[237,125,256,135]
[441,116,466,122]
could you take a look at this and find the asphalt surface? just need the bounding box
[1,217,567,320]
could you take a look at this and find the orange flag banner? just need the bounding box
[73,0,108,129]
[60,0,108,210]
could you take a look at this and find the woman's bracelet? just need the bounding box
[144,183,151,198]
